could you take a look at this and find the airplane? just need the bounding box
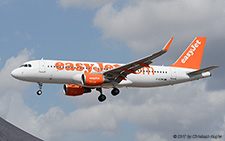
[11,37,218,102]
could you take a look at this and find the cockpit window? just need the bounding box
[19,64,32,68]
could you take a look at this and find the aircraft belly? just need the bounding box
[126,74,170,87]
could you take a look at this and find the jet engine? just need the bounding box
[73,73,106,86]
[63,84,91,96]
[82,73,104,86]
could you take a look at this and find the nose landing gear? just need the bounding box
[37,90,42,95]
[37,82,43,95]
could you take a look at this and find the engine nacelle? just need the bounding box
[63,84,91,96]
[73,73,105,87]
[82,73,104,86]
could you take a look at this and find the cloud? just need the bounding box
[135,132,167,141]
[58,0,116,9]
[0,49,56,139]
[1,1,225,140]
[0,48,34,124]
[0,48,33,93]
[94,0,225,53]
[52,81,225,141]
[93,0,225,90]
[14,30,31,40]
[1,48,225,141]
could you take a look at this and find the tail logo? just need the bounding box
[181,40,201,64]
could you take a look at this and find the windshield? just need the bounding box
[19,64,32,68]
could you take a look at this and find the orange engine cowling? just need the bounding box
[82,73,104,86]
[63,84,91,96]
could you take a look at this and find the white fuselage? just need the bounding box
[11,60,211,88]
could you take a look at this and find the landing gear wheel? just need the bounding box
[98,94,106,102]
[111,88,120,96]
[37,90,42,95]
[96,87,106,102]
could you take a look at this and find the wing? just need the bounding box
[103,37,173,83]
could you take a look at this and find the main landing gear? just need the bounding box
[111,88,120,96]
[96,88,106,102]
[37,82,43,95]
[96,87,120,102]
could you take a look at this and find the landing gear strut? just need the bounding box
[96,88,106,102]
[37,82,43,95]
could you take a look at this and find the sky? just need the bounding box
[0,0,225,140]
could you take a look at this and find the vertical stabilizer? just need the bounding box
[170,37,206,70]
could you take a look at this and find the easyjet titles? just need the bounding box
[181,40,201,63]
[55,62,155,75]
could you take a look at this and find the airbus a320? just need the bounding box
[11,37,218,102]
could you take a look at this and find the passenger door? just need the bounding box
[39,60,46,73]
[170,68,176,80]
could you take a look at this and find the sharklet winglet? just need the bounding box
[163,37,173,51]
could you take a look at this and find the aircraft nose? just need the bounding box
[11,69,21,79]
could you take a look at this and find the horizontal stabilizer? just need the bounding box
[187,66,219,76]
